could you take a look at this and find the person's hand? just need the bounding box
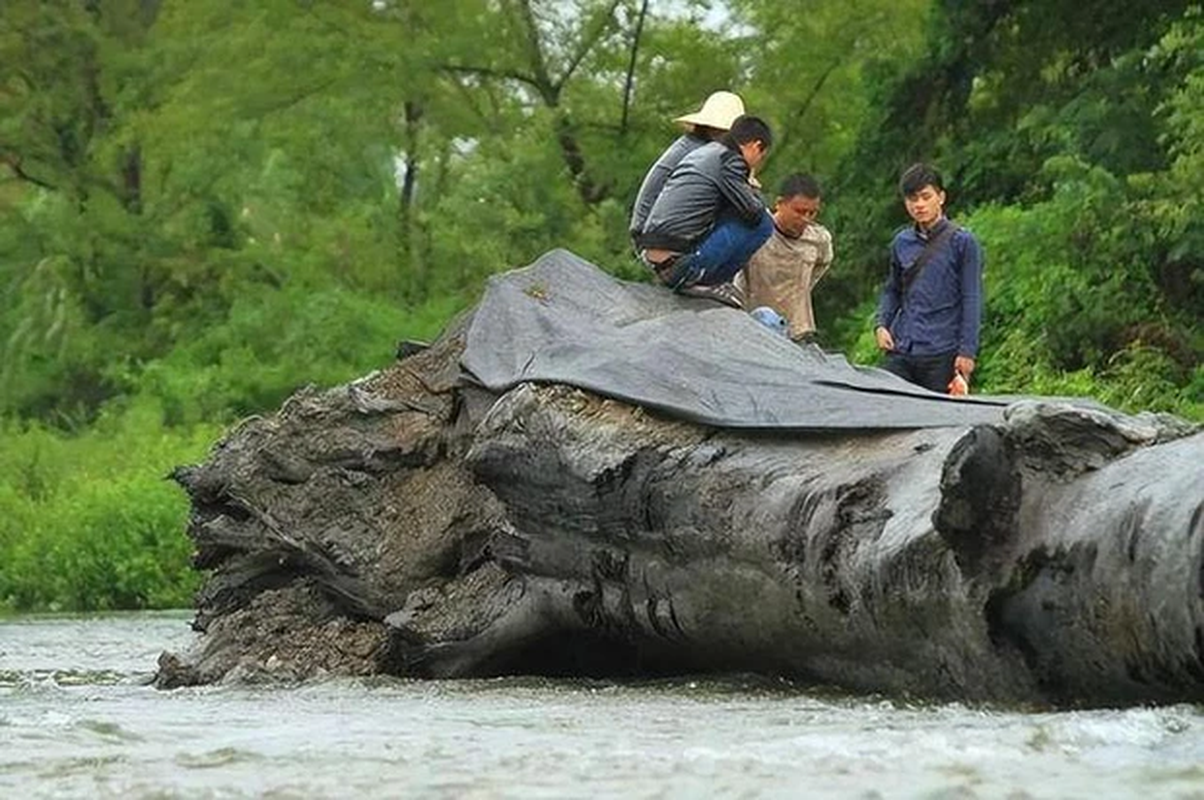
[874,326,894,351]
[954,355,976,378]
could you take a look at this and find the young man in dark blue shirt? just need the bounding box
[874,163,984,393]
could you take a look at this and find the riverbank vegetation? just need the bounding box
[1,0,1200,611]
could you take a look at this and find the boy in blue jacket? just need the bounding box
[874,163,984,393]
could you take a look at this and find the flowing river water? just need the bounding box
[3,612,1204,799]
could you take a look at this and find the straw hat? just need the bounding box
[673,91,745,130]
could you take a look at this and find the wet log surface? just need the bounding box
[157,289,1204,708]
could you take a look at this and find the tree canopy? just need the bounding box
[1,0,1200,428]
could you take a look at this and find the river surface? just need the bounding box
[2,612,1204,799]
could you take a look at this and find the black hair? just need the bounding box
[691,124,726,141]
[725,115,773,151]
[778,173,821,199]
[899,162,944,196]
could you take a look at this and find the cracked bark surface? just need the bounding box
[156,311,1204,707]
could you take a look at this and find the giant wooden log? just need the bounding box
[156,255,1204,707]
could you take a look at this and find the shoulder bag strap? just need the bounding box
[901,223,960,300]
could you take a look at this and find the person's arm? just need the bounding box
[874,244,902,350]
[810,231,833,288]
[956,232,984,373]
[715,153,766,223]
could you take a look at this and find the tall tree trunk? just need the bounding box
[400,101,422,213]
[620,0,650,136]
[398,99,426,299]
[157,260,1204,708]
[122,145,142,214]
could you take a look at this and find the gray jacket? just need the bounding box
[634,141,766,253]
[628,133,709,238]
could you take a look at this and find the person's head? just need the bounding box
[773,173,822,237]
[727,115,772,170]
[899,162,946,229]
[674,91,745,139]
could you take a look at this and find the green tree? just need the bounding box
[825,1,1202,416]
[728,0,930,179]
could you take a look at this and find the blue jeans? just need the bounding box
[666,211,773,288]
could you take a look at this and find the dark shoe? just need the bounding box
[664,257,704,290]
[641,250,684,284]
[652,256,680,285]
[677,281,744,309]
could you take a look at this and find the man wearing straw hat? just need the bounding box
[634,114,774,308]
[628,91,746,243]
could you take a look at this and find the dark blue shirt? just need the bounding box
[875,218,984,357]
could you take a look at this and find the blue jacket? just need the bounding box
[875,219,983,357]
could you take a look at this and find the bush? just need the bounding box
[137,282,463,426]
[955,159,1200,420]
[0,474,199,611]
[0,401,218,612]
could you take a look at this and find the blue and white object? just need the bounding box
[749,306,789,337]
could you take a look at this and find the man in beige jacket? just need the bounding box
[739,173,833,342]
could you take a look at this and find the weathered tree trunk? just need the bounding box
[157,281,1204,708]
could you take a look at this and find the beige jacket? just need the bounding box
[739,223,833,340]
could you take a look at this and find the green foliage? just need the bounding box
[138,283,460,425]
[729,0,932,180]
[952,155,1200,418]
[0,400,218,612]
[0,472,196,611]
[822,2,1202,422]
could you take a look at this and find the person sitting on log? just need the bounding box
[873,162,984,393]
[628,90,746,247]
[634,115,774,309]
[738,173,834,344]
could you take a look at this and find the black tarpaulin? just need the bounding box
[461,249,1010,430]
